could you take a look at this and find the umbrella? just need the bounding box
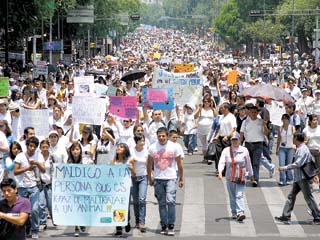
[241,84,294,103]
[121,70,146,82]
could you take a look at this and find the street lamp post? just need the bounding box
[5,0,9,63]
[291,0,295,68]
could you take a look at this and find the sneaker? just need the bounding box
[194,148,198,152]
[167,224,175,236]
[275,216,290,224]
[231,213,237,219]
[125,223,131,232]
[207,160,213,165]
[31,233,39,239]
[237,214,246,222]
[188,152,192,156]
[278,182,285,186]
[269,166,275,178]
[286,181,293,185]
[312,219,320,225]
[74,230,80,237]
[160,224,167,235]
[139,224,146,233]
[80,226,86,232]
[252,181,258,187]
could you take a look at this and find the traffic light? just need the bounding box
[90,42,95,48]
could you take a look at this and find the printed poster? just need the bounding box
[142,88,174,110]
[52,164,131,226]
[173,63,194,73]
[74,76,95,96]
[109,96,137,119]
[152,68,202,105]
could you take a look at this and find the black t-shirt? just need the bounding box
[0,196,31,240]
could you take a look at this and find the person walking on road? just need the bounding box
[275,132,320,224]
[218,132,254,222]
[147,127,184,236]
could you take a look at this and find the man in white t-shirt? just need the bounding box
[14,136,45,238]
[147,127,183,236]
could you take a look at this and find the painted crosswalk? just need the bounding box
[41,167,320,239]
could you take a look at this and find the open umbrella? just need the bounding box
[121,70,146,82]
[241,84,294,103]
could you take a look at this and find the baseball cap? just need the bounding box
[231,132,240,140]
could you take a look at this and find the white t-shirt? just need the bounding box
[184,112,196,134]
[219,112,237,137]
[198,109,214,135]
[130,147,148,176]
[303,125,320,150]
[49,144,68,163]
[15,151,45,188]
[240,117,265,142]
[148,140,181,180]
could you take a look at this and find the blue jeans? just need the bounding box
[245,142,263,183]
[154,179,177,226]
[18,186,40,233]
[39,185,53,225]
[278,147,294,183]
[192,133,198,150]
[132,175,148,225]
[226,180,245,215]
[183,134,195,153]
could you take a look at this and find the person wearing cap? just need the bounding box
[69,125,96,165]
[0,98,11,126]
[47,130,68,164]
[218,132,254,222]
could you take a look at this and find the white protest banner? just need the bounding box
[74,76,95,96]
[266,101,285,127]
[52,164,131,226]
[72,96,106,125]
[152,68,202,105]
[20,108,49,136]
[33,61,48,79]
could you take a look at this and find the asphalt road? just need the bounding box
[36,144,320,240]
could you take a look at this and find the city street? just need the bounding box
[38,148,320,240]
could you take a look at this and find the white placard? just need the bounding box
[20,108,49,136]
[72,96,107,125]
[74,76,95,96]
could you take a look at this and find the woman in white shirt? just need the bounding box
[130,134,148,232]
[303,114,320,186]
[96,127,116,164]
[276,114,295,186]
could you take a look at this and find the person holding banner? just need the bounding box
[111,143,133,236]
[147,127,184,236]
[67,142,87,237]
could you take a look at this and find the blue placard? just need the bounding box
[52,164,131,226]
[142,88,174,110]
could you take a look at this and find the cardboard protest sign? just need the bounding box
[72,96,107,125]
[52,164,131,226]
[107,86,117,96]
[152,68,202,105]
[173,63,194,73]
[74,76,95,96]
[94,83,108,97]
[0,77,9,97]
[33,61,48,79]
[142,88,174,110]
[226,70,238,85]
[20,108,49,136]
[109,96,137,119]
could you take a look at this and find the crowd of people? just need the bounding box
[0,27,320,239]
